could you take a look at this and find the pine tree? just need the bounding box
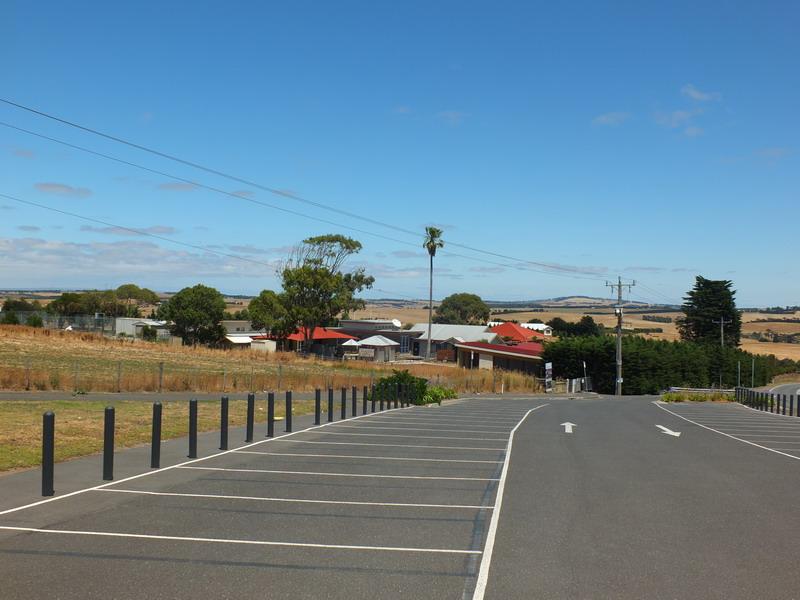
[677,276,742,347]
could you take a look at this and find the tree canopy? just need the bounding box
[677,276,742,347]
[157,284,226,346]
[248,289,290,335]
[434,293,490,325]
[547,315,602,337]
[279,235,374,342]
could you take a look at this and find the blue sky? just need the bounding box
[1,1,797,306]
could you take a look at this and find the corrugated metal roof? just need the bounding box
[409,323,496,342]
[225,335,252,344]
[358,335,400,347]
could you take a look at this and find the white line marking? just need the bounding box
[362,419,514,428]
[179,466,499,482]
[279,440,505,451]
[656,425,681,437]
[472,404,549,600]
[233,451,503,464]
[0,525,481,554]
[326,424,510,434]
[560,422,576,434]
[0,405,412,517]
[653,402,800,462]
[315,432,507,441]
[96,488,494,509]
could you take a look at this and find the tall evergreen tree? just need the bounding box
[677,276,742,347]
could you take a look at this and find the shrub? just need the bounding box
[1,312,19,325]
[661,391,733,402]
[421,385,458,405]
[25,314,43,328]
[373,370,427,404]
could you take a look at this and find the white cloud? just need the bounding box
[469,266,505,274]
[157,182,197,192]
[756,147,791,160]
[592,112,630,126]
[0,237,276,283]
[655,108,703,129]
[436,110,469,126]
[34,182,92,198]
[684,126,704,137]
[681,84,721,102]
[391,250,426,259]
[80,225,177,236]
[231,190,254,198]
[17,225,41,232]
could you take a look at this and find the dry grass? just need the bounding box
[0,397,313,472]
[0,325,540,395]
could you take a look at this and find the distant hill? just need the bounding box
[485,296,669,309]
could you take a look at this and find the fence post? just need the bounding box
[327,388,334,422]
[352,386,357,417]
[792,395,795,418]
[362,385,368,415]
[188,399,198,458]
[314,389,321,425]
[246,392,255,442]
[267,392,275,437]
[783,394,787,416]
[285,391,292,432]
[103,406,115,481]
[151,402,162,468]
[340,388,346,420]
[42,411,55,496]
[158,361,164,393]
[394,383,399,409]
[222,369,227,393]
[220,396,229,450]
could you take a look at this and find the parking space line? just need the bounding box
[179,466,500,482]
[362,419,514,428]
[472,404,548,600]
[95,488,494,510]
[0,405,413,518]
[279,440,506,451]
[317,432,508,441]
[234,450,503,463]
[654,402,800,462]
[0,525,482,555]
[325,424,511,434]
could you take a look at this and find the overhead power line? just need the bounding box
[0,97,609,280]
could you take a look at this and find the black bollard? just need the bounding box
[352,386,357,417]
[394,383,399,409]
[371,385,376,413]
[285,391,293,432]
[327,388,334,422]
[150,402,162,469]
[42,412,55,496]
[246,393,255,442]
[220,396,229,450]
[102,406,115,481]
[363,385,368,415]
[340,388,347,420]
[267,392,275,438]
[188,399,198,458]
[314,389,321,425]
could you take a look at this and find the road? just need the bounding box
[1,395,799,599]
[768,382,800,396]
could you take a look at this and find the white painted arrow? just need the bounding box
[561,422,576,434]
[656,425,681,437]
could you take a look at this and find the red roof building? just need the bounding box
[452,340,543,375]
[285,327,356,342]
[489,322,546,344]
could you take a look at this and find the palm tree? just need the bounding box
[423,226,444,360]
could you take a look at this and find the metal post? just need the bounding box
[285,391,292,432]
[158,361,164,393]
[606,276,634,396]
[42,411,55,496]
[150,402,162,468]
[314,389,321,425]
[246,392,255,442]
[394,383,399,409]
[267,392,275,437]
[327,388,334,422]
[791,395,795,418]
[340,388,346,420]
[220,396,229,450]
[103,406,115,481]
[782,394,787,416]
[188,399,198,458]
[352,386,357,417]
[362,385,368,415]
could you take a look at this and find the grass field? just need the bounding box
[0,397,312,472]
[0,325,538,395]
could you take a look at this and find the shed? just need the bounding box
[357,335,400,362]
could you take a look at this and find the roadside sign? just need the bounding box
[545,362,553,393]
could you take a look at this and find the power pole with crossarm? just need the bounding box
[606,276,635,396]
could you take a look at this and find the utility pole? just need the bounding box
[712,315,732,389]
[606,276,635,396]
